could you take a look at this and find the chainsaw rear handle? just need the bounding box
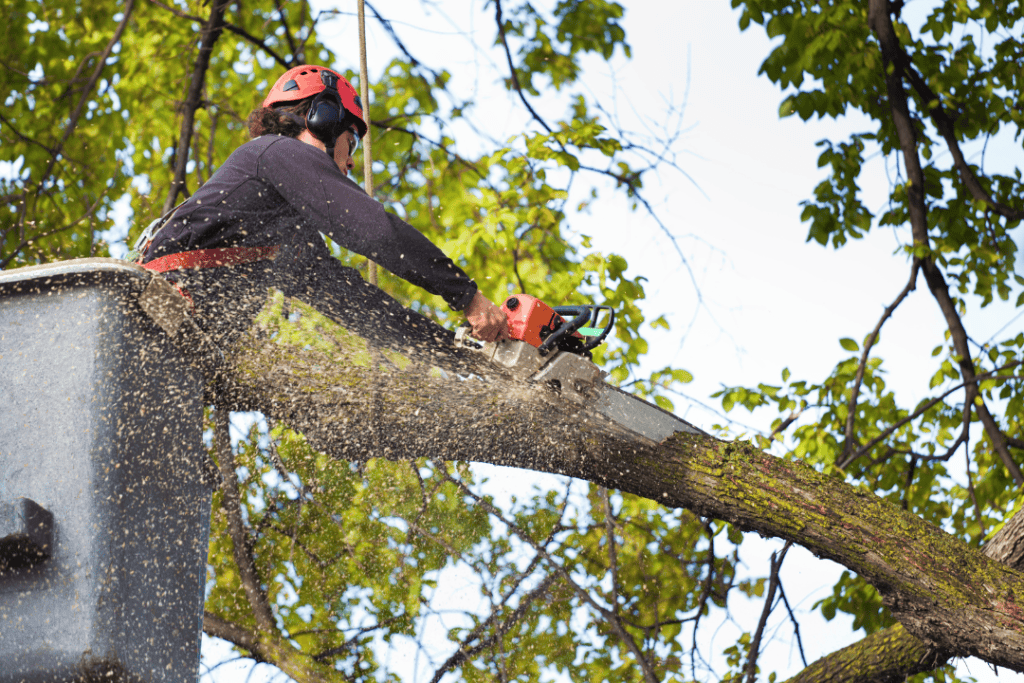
[536,304,615,356]
[561,307,614,352]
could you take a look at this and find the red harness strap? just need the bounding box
[141,246,280,313]
[142,245,280,274]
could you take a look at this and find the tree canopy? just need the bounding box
[2,1,1024,682]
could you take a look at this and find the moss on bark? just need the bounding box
[210,290,1024,673]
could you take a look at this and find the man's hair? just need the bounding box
[247,99,311,139]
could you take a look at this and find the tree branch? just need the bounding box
[865,0,1023,485]
[210,270,1024,672]
[897,54,1023,221]
[273,0,300,60]
[203,611,261,656]
[162,0,230,213]
[21,1,135,195]
[777,583,808,668]
[364,1,442,81]
[839,363,1023,469]
[493,0,553,134]
[842,262,919,459]
[746,542,790,683]
[148,0,290,67]
[785,508,1024,683]
[427,573,560,683]
[213,407,277,634]
[443,473,660,683]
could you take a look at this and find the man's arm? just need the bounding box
[260,137,507,338]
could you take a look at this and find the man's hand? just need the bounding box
[464,290,510,342]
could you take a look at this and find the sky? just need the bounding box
[196,1,1023,682]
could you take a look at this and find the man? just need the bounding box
[142,64,508,343]
[135,65,583,467]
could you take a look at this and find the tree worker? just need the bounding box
[138,64,509,350]
[131,64,582,465]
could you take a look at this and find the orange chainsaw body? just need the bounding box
[501,294,580,348]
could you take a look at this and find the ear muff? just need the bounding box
[305,71,348,149]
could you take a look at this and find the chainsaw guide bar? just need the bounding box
[454,329,704,445]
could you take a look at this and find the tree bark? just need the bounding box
[785,511,1024,682]
[200,289,1024,673]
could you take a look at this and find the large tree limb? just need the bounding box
[199,286,1024,673]
[785,510,1024,683]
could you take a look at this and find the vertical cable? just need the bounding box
[357,0,377,286]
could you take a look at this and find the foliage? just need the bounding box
[0,0,735,681]
[6,0,1022,681]
[720,0,1023,678]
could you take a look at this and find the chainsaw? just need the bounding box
[455,294,704,444]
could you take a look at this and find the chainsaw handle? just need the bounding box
[537,307,590,356]
[553,305,615,352]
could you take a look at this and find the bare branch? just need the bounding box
[365,1,442,81]
[842,262,919,460]
[777,584,808,667]
[148,0,290,67]
[746,541,790,683]
[223,22,289,68]
[493,0,553,134]
[213,407,277,634]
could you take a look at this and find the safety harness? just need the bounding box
[142,246,280,274]
[128,207,280,311]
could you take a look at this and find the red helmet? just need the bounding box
[262,65,367,139]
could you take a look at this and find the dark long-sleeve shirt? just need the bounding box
[144,135,477,310]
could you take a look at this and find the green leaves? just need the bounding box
[801,136,874,248]
[839,337,859,352]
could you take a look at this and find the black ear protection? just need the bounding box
[306,70,348,154]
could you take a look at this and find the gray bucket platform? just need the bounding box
[0,259,214,683]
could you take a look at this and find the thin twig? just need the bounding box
[745,541,790,683]
[777,583,807,667]
[838,365,1023,469]
[493,0,553,134]
[842,261,919,460]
